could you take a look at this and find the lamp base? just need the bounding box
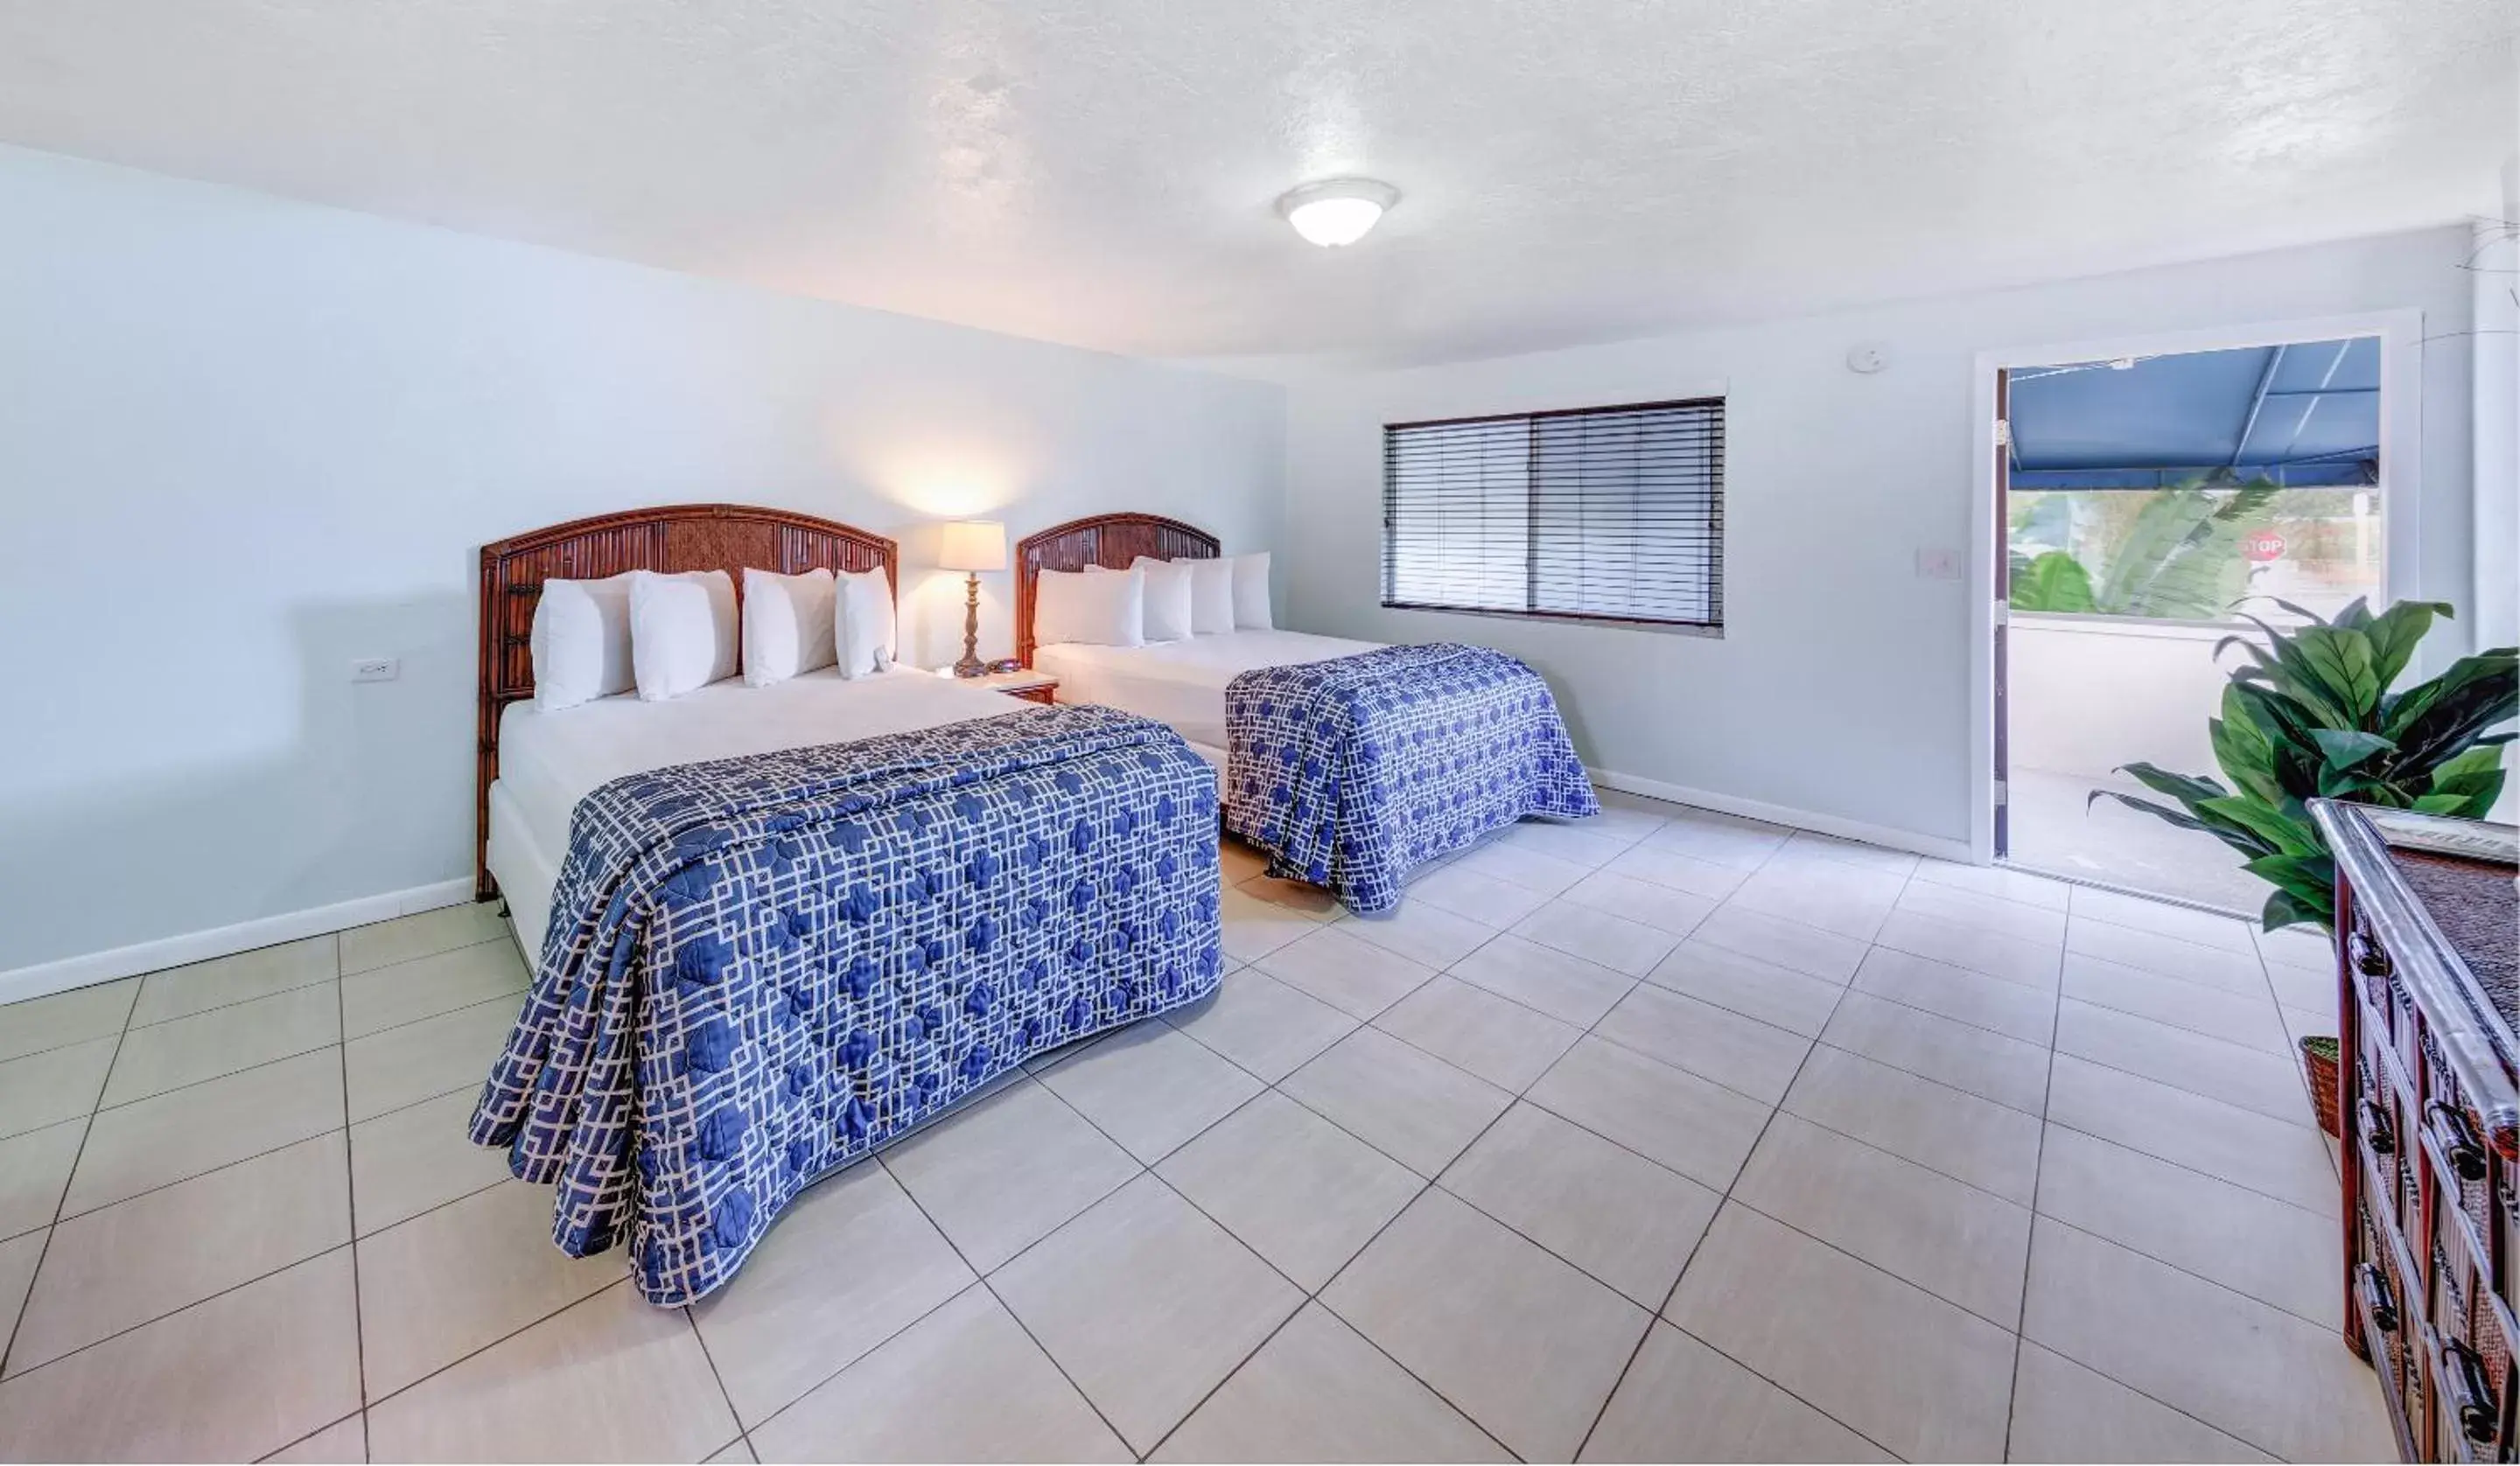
[952,655,986,678]
[953,572,985,677]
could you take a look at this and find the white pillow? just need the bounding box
[1034,566,1145,649]
[833,567,896,679]
[629,569,736,701]
[741,567,836,687]
[1231,553,1273,630]
[529,573,636,711]
[1130,556,1195,643]
[1186,558,1236,635]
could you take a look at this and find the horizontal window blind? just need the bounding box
[1382,397,1724,629]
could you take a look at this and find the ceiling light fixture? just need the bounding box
[1277,178,1399,248]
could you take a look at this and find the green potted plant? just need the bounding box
[2095,597,2516,932]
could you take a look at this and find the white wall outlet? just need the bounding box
[351,657,400,683]
[1914,547,1963,581]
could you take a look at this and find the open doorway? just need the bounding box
[1991,332,2391,911]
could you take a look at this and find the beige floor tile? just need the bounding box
[1667,1204,2014,1463]
[1411,862,1556,929]
[1448,934,1636,1027]
[752,1285,1126,1463]
[1603,842,1754,902]
[2255,923,2334,974]
[340,902,511,976]
[343,993,523,1122]
[1781,1044,2041,1203]
[1820,990,2051,1114]
[993,1174,1302,1454]
[1688,906,1867,981]
[368,1281,738,1463]
[1162,968,1357,1083]
[2060,953,2289,1052]
[1279,1027,1511,1176]
[1220,884,1323,962]
[0,1249,360,1463]
[1874,909,2062,991]
[1156,1302,1509,1463]
[1724,864,1904,941]
[1335,900,1497,968]
[1772,830,1922,876]
[349,1088,517,1236]
[262,1412,368,1463]
[0,1120,84,1240]
[2067,918,2268,995]
[1643,941,1847,1037]
[1241,874,1343,918]
[2006,1341,2272,1463]
[2034,1125,2337,1329]
[1157,1091,1421,1291]
[2264,960,2334,1015]
[1636,820,1780,877]
[1253,925,1438,1020]
[354,1177,621,1398]
[1734,1113,2030,1325]
[2046,1055,2336,1214]
[692,1162,974,1427]
[1039,1023,1264,1162]
[1581,1321,1894,1463]
[1511,899,1683,977]
[131,939,336,1028]
[2071,888,2259,953]
[0,1230,40,1350]
[1440,1102,1718,1308]
[1219,837,1269,885]
[2051,999,2314,1125]
[2021,1218,2394,1463]
[1911,859,2073,911]
[1324,1190,1648,1463]
[0,979,136,1064]
[0,1037,117,1141]
[1558,869,1719,939]
[1852,946,2056,1044]
[1526,1037,1770,1191]
[1594,983,1810,1105]
[1893,879,2069,945]
[1504,819,1636,869]
[10,1132,350,1374]
[881,1077,1141,1272]
[1375,976,1583,1091]
[704,1438,755,1464]
[1452,838,1592,897]
[340,941,528,1040]
[105,985,340,1107]
[66,1048,344,1217]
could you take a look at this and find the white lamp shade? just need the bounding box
[938,520,1008,573]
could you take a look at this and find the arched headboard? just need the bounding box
[476,503,898,897]
[1012,513,1220,667]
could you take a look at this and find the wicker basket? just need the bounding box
[2300,1035,2342,1138]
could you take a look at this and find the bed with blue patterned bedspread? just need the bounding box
[468,702,1223,1306]
[1223,642,1599,914]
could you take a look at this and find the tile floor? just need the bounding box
[0,792,2393,1463]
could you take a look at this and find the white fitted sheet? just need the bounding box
[1032,630,1382,750]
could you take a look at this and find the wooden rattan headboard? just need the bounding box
[475,503,897,898]
[1012,513,1220,667]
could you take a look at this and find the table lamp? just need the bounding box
[937,520,1007,677]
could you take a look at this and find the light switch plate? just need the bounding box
[352,658,400,683]
[1914,547,1963,581]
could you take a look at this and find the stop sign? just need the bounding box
[2242,530,2286,563]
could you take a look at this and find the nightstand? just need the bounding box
[956,668,1059,704]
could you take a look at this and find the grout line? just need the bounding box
[332,944,372,1464]
[679,1296,748,1457]
[1,1242,355,1390]
[253,1408,362,1464]
[2002,930,2066,1463]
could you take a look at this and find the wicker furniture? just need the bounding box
[2317,799,2520,1462]
[958,668,1059,704]
[1012,513,1218,667]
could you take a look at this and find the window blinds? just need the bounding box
[1382,398,1725,629]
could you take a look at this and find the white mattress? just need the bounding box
[1032,630,1382,750]
[490,667,1024,930]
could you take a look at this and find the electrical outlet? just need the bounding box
[351,658,400,683]
[1914,547,1963,581]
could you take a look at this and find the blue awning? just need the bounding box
[2008,336,2379,490]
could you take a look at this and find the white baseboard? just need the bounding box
[0,878,479,1008]
[1588,767,1976,864]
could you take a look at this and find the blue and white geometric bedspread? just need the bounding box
[1223,642,1600,914]
[468,703,1223,1306]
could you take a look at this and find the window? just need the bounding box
[1382,398,1724,630]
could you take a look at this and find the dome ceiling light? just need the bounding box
[1277,178,1400,248]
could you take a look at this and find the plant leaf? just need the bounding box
[2245,853,2336,925]
[2010,551,2096,613]
[2088,789,2272,858]
[2287,627,2383,726]
[2309,729,2396,771]
[2196,794,2322,856]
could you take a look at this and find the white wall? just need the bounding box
[1279,228,2479,852]
[2009,619,2248,781]
[0,146,1284,976]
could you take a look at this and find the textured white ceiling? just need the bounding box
[0,1,2510,365]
